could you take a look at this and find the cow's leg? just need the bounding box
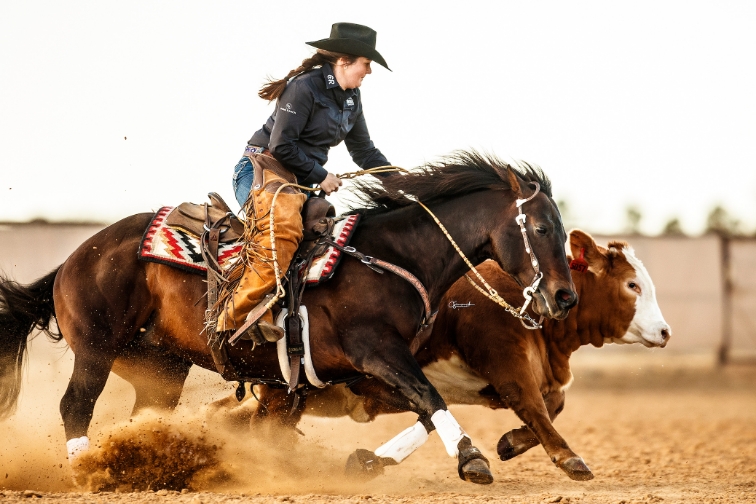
[497,376,592,481]
[342,332,492,485]
[497,389,565,460]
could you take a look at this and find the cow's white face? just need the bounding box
[605,247,671,348]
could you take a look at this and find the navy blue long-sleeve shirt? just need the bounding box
[248,63,390,185]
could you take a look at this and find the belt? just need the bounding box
[244,145,274,158]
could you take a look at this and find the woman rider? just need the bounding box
[216,23,392,342]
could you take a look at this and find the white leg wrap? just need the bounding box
[374,421,429,463]
[431,409,467,458]
[66,436,90,461]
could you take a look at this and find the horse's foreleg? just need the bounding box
[497,389,565,460]
[60,350,117,461]
[343,335,492,484]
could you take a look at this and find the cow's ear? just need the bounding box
[568,229,608,273]
[605,240,630,268]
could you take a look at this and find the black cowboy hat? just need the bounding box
[306,22,391,71]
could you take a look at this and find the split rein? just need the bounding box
[263,166,545,331]
[416,183,544,331]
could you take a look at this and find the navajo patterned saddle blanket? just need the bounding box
[138,206,242,274]
[138,206,360,285]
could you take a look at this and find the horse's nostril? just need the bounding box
[661,328,670,341]
[556,289,577,309]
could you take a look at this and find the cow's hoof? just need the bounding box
[345,449,385,480]
[496,433,516,461]
[457,438,493,485]
[559,456,594,481]
[497,430,538,461]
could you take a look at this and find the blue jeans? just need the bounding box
[232,156,254,207]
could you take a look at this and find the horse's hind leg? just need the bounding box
[53,212,158,464]
[60,348,118,460]
[111,348,192,416]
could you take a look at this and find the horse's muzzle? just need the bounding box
[533,288,577,320]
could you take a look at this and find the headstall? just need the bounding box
[418,181,545,330]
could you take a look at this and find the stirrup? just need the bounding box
[227,321,282,344]
[224,324,265,345]
[229,294,277,346]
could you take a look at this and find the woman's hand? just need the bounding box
[320,173,343,195]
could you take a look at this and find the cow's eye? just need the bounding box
[628,281,641,294]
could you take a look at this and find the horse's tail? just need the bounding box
[0,267,61,419]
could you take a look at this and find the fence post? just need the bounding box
[717,235,732,366]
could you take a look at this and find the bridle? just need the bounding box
[418,181,545,330]
[254,168,545,346]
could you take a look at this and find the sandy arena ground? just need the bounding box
[1,340,755,504]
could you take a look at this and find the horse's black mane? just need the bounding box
[347,150,552,214]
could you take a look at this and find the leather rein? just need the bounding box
[338,182,546,351]
[417,181,544,331]
[200,170,546,398]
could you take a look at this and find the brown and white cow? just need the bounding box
[215,230,671,482]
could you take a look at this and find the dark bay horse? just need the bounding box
[242,230,671,481]
[0,151,577,484]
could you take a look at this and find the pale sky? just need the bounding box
[2,1,755,235]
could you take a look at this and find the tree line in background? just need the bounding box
[639,205,743,237]
[556,201,745,238]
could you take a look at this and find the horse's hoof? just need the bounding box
[457,438,493,485]
[460,458,494,485]
[496,433,516,461]
[559,456,594,481]
[345,449,385,480]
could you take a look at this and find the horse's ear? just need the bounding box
[569,229,607,273]
[506,165,524,199]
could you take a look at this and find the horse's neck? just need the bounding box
[358,195,504,306]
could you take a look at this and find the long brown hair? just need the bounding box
[258,50,357,101]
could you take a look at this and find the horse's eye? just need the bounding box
[536,226,547,236]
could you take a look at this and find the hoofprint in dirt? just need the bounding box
[1,350,755,503]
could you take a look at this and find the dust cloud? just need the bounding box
[2,337,756,503]
[0,336,423,495]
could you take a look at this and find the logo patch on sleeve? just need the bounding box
[280,103,297,114]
